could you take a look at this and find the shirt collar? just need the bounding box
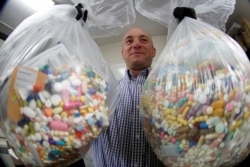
[124,67,151,81]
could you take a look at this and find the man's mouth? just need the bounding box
[131,52,143,55]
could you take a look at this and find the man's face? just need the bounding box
[121,28,156,71]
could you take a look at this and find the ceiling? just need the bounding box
[95,10,168,46]
[0,0,168,46]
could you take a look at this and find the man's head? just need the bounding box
[121,27,156,73]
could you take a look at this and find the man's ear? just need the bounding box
[121,50,125,60]
[152,47,156,58]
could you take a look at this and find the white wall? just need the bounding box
[100,35,167,80]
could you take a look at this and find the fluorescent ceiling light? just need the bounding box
[21,0,55,11]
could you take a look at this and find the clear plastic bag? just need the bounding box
[0,4,117,167]
[135,0,236,40]
[72,0,136,38]
[140,17,250,167]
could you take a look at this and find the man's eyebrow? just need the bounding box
[139,35,150,40]
[124,35,133,40]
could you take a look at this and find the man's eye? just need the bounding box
[125,40,133,44]
[141,38,149,43]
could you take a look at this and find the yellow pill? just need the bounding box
[244,111,250,119]
[80,96,86,102]
[205,133,219,140]
[166,115,177,121]
[80,109,87,116]
[229,119,243,131]
[181,106,190,118]
[70,95,77,102]
[190,120,195,124]
[88,107,94,112]
[235,119,243,128]
[61,111,68,118]
[36,100,42,108]
[59,101,64,107]
[172,122,179,127]
[165,109,174,115]
[69,135,75,142]
[100,100,105,106]
[195,117,202,122]
[197,135,205,147]
[177,117,188,126]
[178,102,188,114]
[244,85,250,92]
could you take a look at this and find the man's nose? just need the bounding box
[132,39,142,48]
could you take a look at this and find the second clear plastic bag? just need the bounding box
[140,17,250,167]
[0,4,117,167]
[135,0,236,41]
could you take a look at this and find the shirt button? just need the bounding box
[136,134,140,139]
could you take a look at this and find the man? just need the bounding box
[92,27,165,167]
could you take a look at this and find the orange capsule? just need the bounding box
[211,100,225,110]
[212,108,224,117]
[33,83,42,93]
[44,107,53,117]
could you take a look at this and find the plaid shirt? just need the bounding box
[92,68,165,167]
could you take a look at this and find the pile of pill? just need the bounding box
[141,59,250,167]
[8,63,109,166]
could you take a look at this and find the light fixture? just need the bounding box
[21,0,55,12]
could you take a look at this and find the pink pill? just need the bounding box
[50,120,68,131]
[63,101,83,110]
[225,101,234,112]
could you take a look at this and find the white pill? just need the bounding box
[38,92,46,103]
[198,94,207,104]
[21,107,36,118]
[34,122,40,131]
[69,89,78,96]
[215,122,225,134]
[61,80,70,87]
[54,82,63,92]
[42,90,51,99]
[223,94,229,102]
[35,133,42,141]
[43,141,50,148]
[206,107,213,115]
[246,94,250,103]
[45,99,52,108]
[71,78,81,87]
[53,114,62,120]
[29,99,36,109]
[50,94,62,106]
[74,116,84,123]
[15,127,22,133]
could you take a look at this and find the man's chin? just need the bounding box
[131,62,146,70]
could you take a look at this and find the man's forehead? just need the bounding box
[124,34,149,40]
[123,28,150,39]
